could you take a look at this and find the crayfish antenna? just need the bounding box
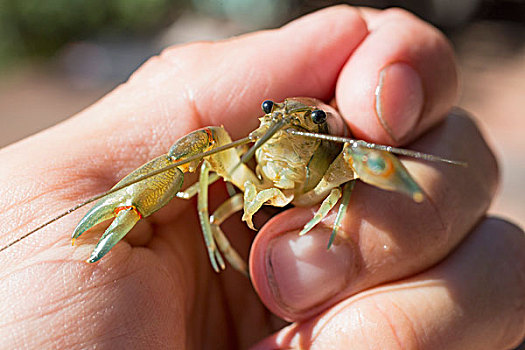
[0,136,254,254]
[285,129,467,167]
[0,199,99,254]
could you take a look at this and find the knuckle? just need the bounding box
[158,41,213,63]
[330,4,365,23]
[380,7,451,49]
[381,7,419,23]
[127,41,213,84]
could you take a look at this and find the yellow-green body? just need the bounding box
[72,97,424,273]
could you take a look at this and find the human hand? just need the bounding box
[0,5,523,349]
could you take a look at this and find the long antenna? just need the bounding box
[286,129,467,166]
[0,135,253,253]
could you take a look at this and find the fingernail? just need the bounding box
[375,62,424,142]
[266,228,356,312]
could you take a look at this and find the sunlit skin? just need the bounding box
[0,6,523,349]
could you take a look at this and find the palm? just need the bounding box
[1,6,522,350]
[0,171,275,348]
[141,187,278,349]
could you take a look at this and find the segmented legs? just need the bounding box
[72,125,420,271]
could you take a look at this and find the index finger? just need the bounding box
[0,6,367,263]
[336,8,458,144]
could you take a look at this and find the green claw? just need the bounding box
[86,207,140,263]
[345,145,424,202]
[72,197,119,242]
[73,154,184,262]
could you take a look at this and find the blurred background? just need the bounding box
[0,0,523,228]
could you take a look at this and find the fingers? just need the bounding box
[0,5,368,258]
[252,218,525,350]
[0,5,368,216]
[68,5,369,154]
[250,109,499,320]
[336,8,458,145]
[0,5,458,250]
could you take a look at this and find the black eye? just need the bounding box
[261,100,274,114]
[311,109,326,124]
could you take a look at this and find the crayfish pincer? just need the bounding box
[2,98,465,276]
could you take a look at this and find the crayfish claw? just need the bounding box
[86,207,141,263]
[71,154,183,262]
[72,198,119,242]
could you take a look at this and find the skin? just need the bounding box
[0,6,523,349]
